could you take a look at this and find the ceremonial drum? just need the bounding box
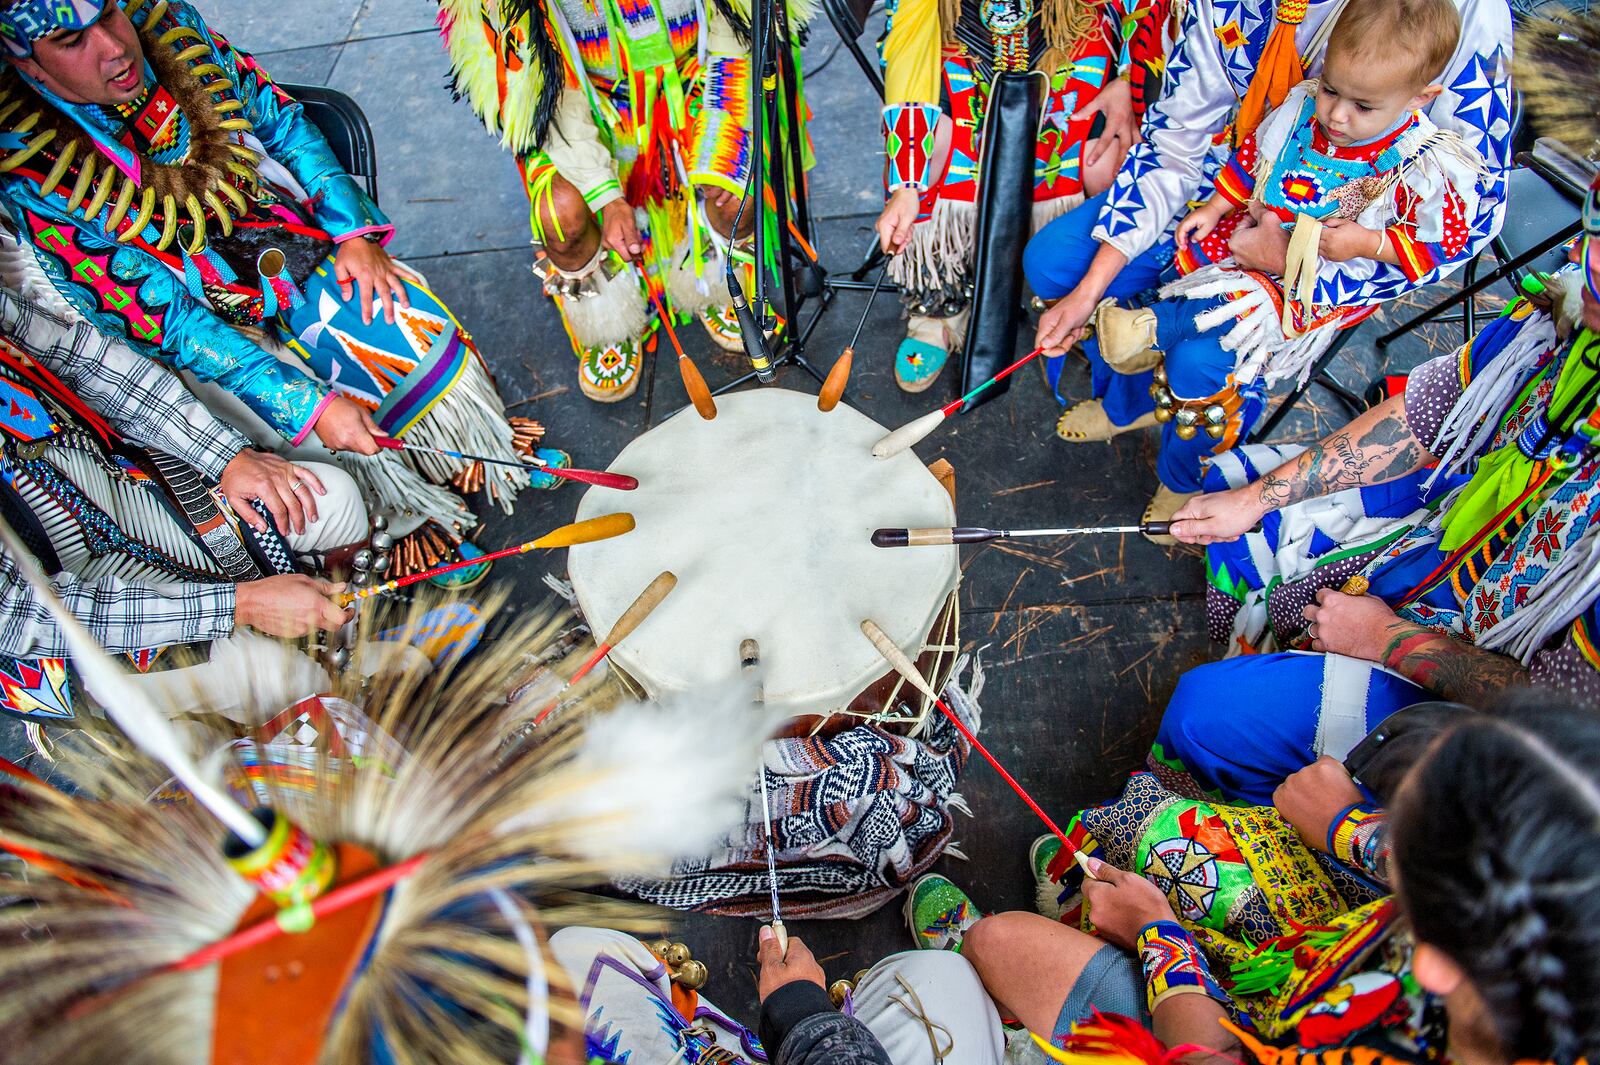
[569,389,975,918]
[569,388,961,734]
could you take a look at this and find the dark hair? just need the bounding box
[1390,690,1600,1065]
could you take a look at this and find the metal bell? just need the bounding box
[1203,404,1228,440]
[664,942,693,968]
[1153,404,1175,423]
[829,980,854,1008]
[675,959,709,990]
[1029,295,1048,312]
[370,530,395,552]
[371,554,390,575]
[352,548,373,573]
[1152,363,1168,386]
[1174,408,1199,441]
[647,938,673,959]
[371,514,388,532]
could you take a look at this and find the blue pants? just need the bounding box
[1023,197,1264,492]
[1151,652,1427,805]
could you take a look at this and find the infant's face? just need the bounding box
[1315,53,1427,147]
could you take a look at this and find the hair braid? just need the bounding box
[1391,696,1600,1065]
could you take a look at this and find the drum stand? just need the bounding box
[707,0,898,398]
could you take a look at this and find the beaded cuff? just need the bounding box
[1138,921,1226,1013]
[1328,803,1390,884]
[883,103,941,193]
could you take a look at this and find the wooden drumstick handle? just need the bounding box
[679,354,717,421]
[1339,575,1370,596]
[818,347,853,412]
[603,570,678,646]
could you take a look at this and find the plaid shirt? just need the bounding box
[0,291,249,657]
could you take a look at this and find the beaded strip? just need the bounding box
[1138,920,1226,1013]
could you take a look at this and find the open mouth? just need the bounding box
[108,64,140,92]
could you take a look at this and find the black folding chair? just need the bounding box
[281,83,380,205]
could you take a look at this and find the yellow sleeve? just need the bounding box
[882,0,941,107]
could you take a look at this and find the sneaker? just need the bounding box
[578,337,642,403]
[525,447,571,491]
[904,873,982,951]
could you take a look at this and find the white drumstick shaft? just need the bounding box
[1009,526,1144,537]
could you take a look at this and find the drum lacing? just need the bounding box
[889,973,954,1063]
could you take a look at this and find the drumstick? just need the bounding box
[338,514,635,605]
[871,347,1047,459]
[648,290,717,421]
[529,571,678,728]
[870,519,1263,547]
[859,619,1075,853]
[745,637,787,957]
[373,438,638,490]
[818,264,888,412]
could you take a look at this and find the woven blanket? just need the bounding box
[616,660,979,919]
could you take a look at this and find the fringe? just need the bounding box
[666,227,728,316]
[557,262,649,349]
[0,230,80,321]
[889,199,977,299]
[1483,516,1600,663]
[1031,192,1082,235]
[1425,310,1559,488]
[1160,267,1340,388]
[336,450,477,531]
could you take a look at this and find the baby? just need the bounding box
[1092,0,1488,520]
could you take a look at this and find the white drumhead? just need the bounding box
[569,389,959,720]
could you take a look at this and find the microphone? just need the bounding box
[726,257,776,384]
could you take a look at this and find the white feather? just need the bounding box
[0,516,266,845]
[500,682,779,873]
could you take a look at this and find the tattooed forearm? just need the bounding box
[1253,396,1430,511]
[1379,625,1530,705]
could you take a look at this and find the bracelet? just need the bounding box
[1137,921,1226,1013]
[1328,803,1389,881]
[1373,229,1387,259]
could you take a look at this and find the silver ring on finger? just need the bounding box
[1308,622,1319,642]
[289,479,303,491]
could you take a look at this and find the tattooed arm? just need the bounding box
[1171,395,1437,544]
[1302,588,1530,705]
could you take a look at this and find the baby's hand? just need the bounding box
[1175,204,1224,249]
[1319,218,1383,263]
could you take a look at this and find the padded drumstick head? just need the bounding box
[859,618,940,703]
[871,409,946,460]
[532,512,636,549]
[818,347,853,412]
[604,570,677,645]
[678,355,718,421]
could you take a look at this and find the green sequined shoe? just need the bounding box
[1030,834,1071,921]
[525,447,571,491]
[904,873,983,952]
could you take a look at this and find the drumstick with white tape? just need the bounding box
[745,637,788,957]
[860,619,1078,856]
[871,346,1048,459]
[530,571,678,727]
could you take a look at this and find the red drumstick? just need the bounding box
[872,347,1047,459]
[860,618,1076,853]
[374,437,638,491]
[338,513,635,605]
[529,570,678,728]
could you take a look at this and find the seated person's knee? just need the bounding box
[535,178,595,255]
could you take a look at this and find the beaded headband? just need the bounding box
[0,0,105,58]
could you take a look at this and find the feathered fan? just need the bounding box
[0,517,777,1065]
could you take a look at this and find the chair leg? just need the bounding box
[1249,330,1358,442]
